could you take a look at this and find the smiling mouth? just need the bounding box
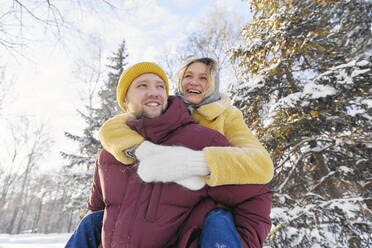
[145,102,160,107]
[187,89,201,94]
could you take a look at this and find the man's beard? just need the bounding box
[131,104,167,119]
[126,96,167,119]
[137,107,166,119]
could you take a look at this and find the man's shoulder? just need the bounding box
[171,123,230,148]
[194,124,230,146]
[187,123,221,136]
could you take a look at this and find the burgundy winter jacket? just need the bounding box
[88,96,272,248]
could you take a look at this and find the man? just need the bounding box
[66,62,272,248]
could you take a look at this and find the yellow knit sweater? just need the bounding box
[99,96,274,186]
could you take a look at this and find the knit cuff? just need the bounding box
[188,151,209,176]
[124,145,138,160]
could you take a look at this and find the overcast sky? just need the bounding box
[1,0,251,171]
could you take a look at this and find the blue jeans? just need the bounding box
[200,209,243,248]
[65,210,103,248]
[65,209,242,248]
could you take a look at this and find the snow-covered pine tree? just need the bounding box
[230,1,371,247]
[61,40,128,214]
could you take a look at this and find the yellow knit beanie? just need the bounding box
[117,62,169,112]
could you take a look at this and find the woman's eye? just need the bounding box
[138,84,147,88]
[184,74,192,79]
[201,77,207,80]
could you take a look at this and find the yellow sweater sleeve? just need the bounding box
[203,108,274,186]
[98,114,144,164]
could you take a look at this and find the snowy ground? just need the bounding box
[0,233,272,247]
[0,233,71,248]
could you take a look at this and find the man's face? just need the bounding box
[124,73,167,119]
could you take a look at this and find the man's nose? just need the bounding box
[146,85,162,97]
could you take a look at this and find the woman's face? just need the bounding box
[181,62,209,105]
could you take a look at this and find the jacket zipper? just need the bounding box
[107,164,130,248]
[144,184,154,221]
[144,183,163,222]
[126,182,144,247]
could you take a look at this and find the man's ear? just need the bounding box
[123,96,128,110]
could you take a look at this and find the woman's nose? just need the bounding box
[188,78,198,85]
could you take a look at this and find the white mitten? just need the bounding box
[175,176,206,191]
[135,141,168,161]
[137,145,209,183]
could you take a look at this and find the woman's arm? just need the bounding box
[99,107,273,187]
[203,107,274,186]
[99,114,144,164]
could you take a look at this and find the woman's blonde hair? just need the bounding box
[177,56,218,98]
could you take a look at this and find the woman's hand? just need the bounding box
[135,141,208,190]
[174,176,206,191]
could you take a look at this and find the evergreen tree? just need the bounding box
[61,40,128,213]
[231,1,371,247]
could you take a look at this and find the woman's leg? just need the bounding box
[200,208,243,248]
[65,210,104,248]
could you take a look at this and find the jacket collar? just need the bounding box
[194,94,231,120]
[126,96,195,143]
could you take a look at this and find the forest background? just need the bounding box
[0,1,371,247]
